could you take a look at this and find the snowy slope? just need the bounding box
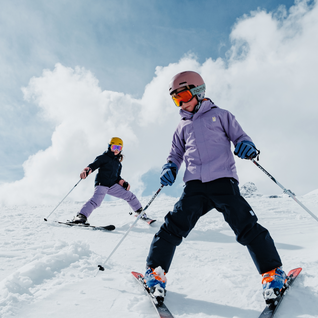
[1,186,318,318]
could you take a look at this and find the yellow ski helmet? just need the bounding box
[109,137,123,148]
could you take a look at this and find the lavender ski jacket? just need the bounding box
[167,99,253,184]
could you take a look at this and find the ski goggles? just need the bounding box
[171,84,206,107]
[110,144,123,152]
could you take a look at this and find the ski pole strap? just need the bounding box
[255,149,260,161]
[248,149,260,161]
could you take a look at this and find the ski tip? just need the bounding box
[288,267,302,275]
[131,271,143,277]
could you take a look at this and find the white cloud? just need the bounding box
[1,0,317,206]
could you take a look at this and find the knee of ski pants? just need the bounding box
[90,186,108,208]
[235,221,268,246]
[219,196,260,246]
[157,224,183,247]
[89,195,105,209]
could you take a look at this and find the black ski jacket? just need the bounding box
[88,150,122,187]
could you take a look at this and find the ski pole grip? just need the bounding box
[249,149,260,161]
[86,168,92,177]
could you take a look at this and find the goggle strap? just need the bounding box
[190,83,206,96]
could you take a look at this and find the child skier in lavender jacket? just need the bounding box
[144,71,286,306]
[72,137,142,224]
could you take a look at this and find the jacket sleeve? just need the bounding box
[166,125,185,170]
[87,154,109,172]
[221,110,253,146]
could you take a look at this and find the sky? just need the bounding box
[1,0,318,206]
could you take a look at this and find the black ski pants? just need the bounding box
[146,178,282,274]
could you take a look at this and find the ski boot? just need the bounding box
[135,208,143,214]
[262,266,287,305]
[135,207,148,220]
[144,266,167,306]
[71,213,88,225]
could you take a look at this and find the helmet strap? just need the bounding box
[193,99,202,114]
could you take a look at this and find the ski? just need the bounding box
[135,213,156,225]
[131,271,174,318]
[56,221,115,231]
[258,267,302,318]
[140,215,156,225]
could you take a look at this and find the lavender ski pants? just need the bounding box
[79,184,142,218]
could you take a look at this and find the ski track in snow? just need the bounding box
[1,190,318,318]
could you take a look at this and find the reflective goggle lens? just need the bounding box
[171,84,206,107]
[110,144,123,152]
[171,89,193,107]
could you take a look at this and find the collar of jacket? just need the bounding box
[105,149,120,159]
[179,98,216,120]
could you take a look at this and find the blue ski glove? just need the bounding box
[234,141,258,159]
[160,162,178,186]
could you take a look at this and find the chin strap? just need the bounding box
[193,97,210,113]
[193,100,202,114]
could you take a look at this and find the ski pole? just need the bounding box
[251,158,318,223]
[96,184,164,274]
[44,179,82,221]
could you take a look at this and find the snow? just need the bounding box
[1,184,318,318]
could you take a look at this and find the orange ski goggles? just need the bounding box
[171,84,206,107]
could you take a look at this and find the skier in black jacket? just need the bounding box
[72,137,142,224]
